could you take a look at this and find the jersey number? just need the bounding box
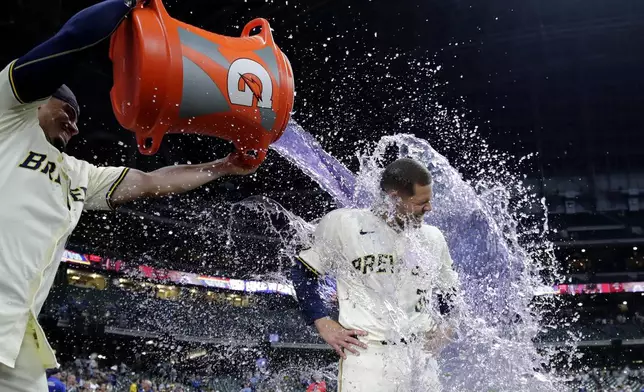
[227,59,273,109]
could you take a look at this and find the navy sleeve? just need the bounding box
[9,0,133,103]
[291,261,329,325]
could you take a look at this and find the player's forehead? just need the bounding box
[49,97,78,120]
[411,183,432,200]
[48,96,68,109]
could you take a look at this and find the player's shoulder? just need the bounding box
[420,224,447,243]
[61,153,86,170]
[320,208,372,223]
[62,153,100,175]
[0,60,41,116]
[316,209,374,235]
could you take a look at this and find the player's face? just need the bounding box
[38,97,79,151]
[397,183,433,224]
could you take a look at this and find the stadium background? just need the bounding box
[2,0,644,390]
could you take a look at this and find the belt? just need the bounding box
[380,334,418,345]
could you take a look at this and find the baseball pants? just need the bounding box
[0,330,48,392]
[338,342,441,392]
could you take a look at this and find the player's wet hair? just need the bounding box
[380,158,432,196]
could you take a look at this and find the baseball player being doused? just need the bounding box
[291,158,461,392]
[0,1,256,390]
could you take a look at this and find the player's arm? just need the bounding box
[291,261,329,324]
[1,0,133,111]
[107,157,255,207]
[291,261,367,359]
[77,154,252,211]
[291,212,368,359]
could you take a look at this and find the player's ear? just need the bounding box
[382,190,402,208]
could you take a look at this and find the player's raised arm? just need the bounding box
[291,211,368,359]
[104,157,256,207]
[0,0,134,113]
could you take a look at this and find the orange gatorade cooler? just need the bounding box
[109,0,295,168]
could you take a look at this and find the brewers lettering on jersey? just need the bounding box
[292,158,460,392]
[0,1,255,391]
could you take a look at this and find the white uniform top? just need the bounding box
[0,61,129,368]
[298,208,459,343]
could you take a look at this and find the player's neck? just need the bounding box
[391,214,418,231]
[371,200,406,231]
[371,209,406,231]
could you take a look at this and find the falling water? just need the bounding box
[233,119,564,391]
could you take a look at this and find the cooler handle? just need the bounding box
[241,18,274,45]
[136,132,164,156]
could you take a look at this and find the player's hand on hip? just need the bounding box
[314,317,368,360]
[423,324,455,355]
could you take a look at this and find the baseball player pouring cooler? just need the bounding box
[0,1,256,390]
[292,158,460,392]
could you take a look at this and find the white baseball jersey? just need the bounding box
[298,208,458,343]
[0,61,129,368]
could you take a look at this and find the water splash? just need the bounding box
[265,120,564,391]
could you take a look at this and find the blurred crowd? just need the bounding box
[48,354,644,392]
[48,356,330,392]
[44,286,322,346]
[565,367,644,392]
[538,309,644,343]
[41,286,644,392]
[48,285,644,347]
